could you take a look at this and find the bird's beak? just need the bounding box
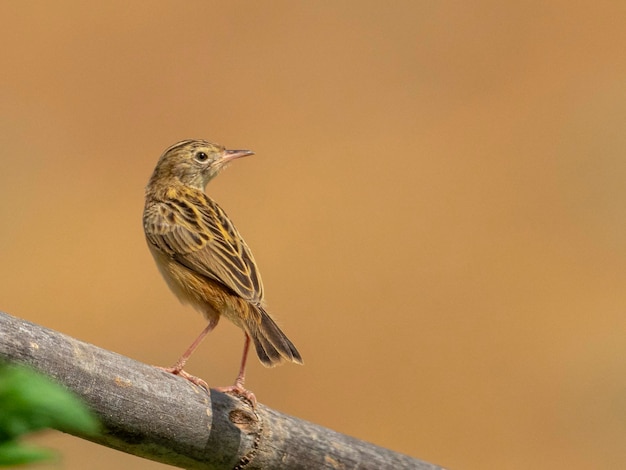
[220,149,254,164]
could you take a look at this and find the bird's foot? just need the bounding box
[156,366,210,393]
[215,382,257,408]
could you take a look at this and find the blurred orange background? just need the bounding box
[1,2,625,469]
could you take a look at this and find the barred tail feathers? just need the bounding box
[247,306,303,367]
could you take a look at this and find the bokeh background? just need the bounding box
[1,2,625,469]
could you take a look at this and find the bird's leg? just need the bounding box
[170,318,219,373]
[216,332,257,406]
[157,318,218,391]
[234,331,251,388]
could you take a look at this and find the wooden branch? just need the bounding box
[0,311,443,470]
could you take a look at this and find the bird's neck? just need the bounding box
[145,179,206,201]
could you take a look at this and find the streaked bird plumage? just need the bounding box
[143,139,302,402]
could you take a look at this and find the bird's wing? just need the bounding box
[143,191,264,303]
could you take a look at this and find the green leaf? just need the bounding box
[0,363,100,440]
[0,363,100,465]
[0,441,56,466]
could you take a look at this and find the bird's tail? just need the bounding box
[246,306,303,367]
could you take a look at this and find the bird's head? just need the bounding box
[149,139,254,190]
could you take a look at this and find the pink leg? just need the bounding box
[157,318,218,391]
[170,318,218,373]
[234,332,251,388]
[216,332,257,406]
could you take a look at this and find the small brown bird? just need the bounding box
[143,139,302,403]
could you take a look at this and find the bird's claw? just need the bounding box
[155,366,256,406]
[215,383,257,407]
[156,366,210,393]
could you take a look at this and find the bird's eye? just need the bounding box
[195,151,209,162]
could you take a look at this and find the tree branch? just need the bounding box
[0,311,443,469]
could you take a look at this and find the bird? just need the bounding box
[143,139,302,404]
